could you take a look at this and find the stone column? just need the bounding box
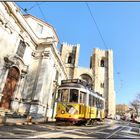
[11,68,28,113]
[29,50,54,117]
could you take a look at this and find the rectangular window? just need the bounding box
[57,90,61,102]
[55,71,59,81]
[80,91,86,104]
[16,40,26,58]
[36,23,43,34]
[89,94,95,107]
[69,89,78,103]
[96,98,99,108]
[96,99,104,109]
[101,100,104,109]
[61,89,69,102]
[89,94,92,106]
[93,97,96,107]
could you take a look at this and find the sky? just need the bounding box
[16,2,140,105]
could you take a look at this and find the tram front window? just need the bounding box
[69,89,78,103]
[61,89,69,102]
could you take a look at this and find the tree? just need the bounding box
[130,93,140,116]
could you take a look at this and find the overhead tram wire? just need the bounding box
[23,2,123,94]
[85,2,108,50]
[35,2,62,43]
[34,2,64,50]
[35,2,47,23]
[16,2,44,14]
[17,2,63,52]
[16,4,28,14]
[18,2,123,93]
[85,2,123,94]
[17,2,123,93]
[27,2,44,12]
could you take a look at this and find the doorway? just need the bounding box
[0,67,20,109]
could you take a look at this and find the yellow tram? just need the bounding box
[55,79,105,125]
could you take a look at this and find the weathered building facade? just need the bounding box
[60,43,116,118]
[0,2,67,119]
[116,104,129,115]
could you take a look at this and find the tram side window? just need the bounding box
[93,97,96,107]
[96,99,104,109]
[80,91,86,104]
[100,100,104,109]
[98,99,101,109]
[89,95,92,106]
[89,95,96,107]
[57,90,61,101]
[96,98,100,108]
[61,89,69,102]
[70,89,78,103]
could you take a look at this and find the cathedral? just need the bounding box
[0,2,115,120]
[60,43,116,118]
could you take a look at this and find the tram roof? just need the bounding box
[60,79,90,89]
[59,79,104,99]
[61,79,88,86]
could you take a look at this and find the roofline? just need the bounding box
[4,2,38,46]
[23,14,59,42]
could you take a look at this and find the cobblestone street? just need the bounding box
[0,119,139,139]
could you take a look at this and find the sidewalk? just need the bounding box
[0,115,115,126]
[0,116,49,126]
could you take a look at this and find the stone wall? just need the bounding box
[92,48,116,118]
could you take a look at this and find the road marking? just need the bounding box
[120,132,140,139]
[27,132,65,138]
[121,126,140,135]
[117,134,139,139]
[27,129,81,138]
[14,128,36,133]
[121,127,132,133]
[59,133,92,138]
[105,127,124,139]
[107,125,119,130]
[86,126,109,135]
[28,126,105,138]
[96,131,109,135]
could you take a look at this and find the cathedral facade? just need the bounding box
[60,43,116,118]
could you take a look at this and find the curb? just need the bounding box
[2,121,45,126]
[0,118,48,126]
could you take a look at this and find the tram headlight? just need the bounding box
[61,110,65,114]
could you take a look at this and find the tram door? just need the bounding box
[0,67,20,109]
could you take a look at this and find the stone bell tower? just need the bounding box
[91,48,116,118]
[60,42,80,79]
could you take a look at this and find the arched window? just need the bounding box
[100,60,104,67]
[68,55,72,64]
